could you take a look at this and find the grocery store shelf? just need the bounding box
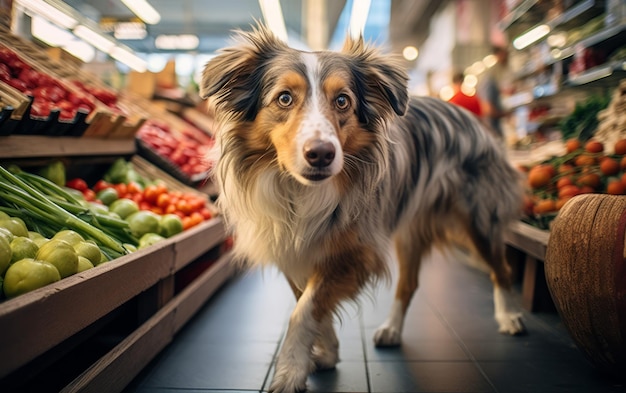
[0,135,135,158]
[0,216,226,379]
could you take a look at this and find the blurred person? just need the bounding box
[478,45,511,139]
[448,71,482,117]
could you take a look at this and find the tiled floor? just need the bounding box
[124,251,626,393]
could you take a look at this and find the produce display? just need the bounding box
[522,81,626,229]
[0,159,217,300]
[0,45,96,120]
[136,119,213,179]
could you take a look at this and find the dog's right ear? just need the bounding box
[200,25,287,121]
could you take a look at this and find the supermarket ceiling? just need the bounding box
[61,0,447,54]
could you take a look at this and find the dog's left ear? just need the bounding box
[200,25,287,121]
[342,37,409,124]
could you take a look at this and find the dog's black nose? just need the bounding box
[303,140,335,168]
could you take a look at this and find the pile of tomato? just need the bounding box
[67,178,214,230]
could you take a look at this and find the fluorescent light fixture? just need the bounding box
[402,46,418,61]
[349,0,372,39]
[110,46,147,72]
[513,24,550,50]
[16,0,78,29]
[154,34,199,50]
[114,22,147,40]
[31,15,74,46]
[546,32,567,48]
[120,0,161,25]
[259,0,288,41]
[74,24,116,53]
[62,39,95,62]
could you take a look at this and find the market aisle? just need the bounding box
[125,251,626,393]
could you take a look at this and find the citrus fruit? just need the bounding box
[36,239,79,278]
[126,211,160,238]
[96,187,119,206]
[10,236,39,263]
[52,230,85,246]
[0,218,29,237]
[109,198,139,219]
[159,214,184,238]
[73,240,102,265]
[3,258,61,298]
[76,256,94,272]
[0,227,14,244]
[138,233,166,249]
[0,236,11,275]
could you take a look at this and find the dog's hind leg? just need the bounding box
[469,228,525,335]
[373,227,424,347]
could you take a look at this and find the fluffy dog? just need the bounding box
[201,25,525,393]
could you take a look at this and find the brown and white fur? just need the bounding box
[201,25,525,393]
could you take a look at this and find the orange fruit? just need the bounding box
[565,138,582,153]
[600,158,620,176]
[614,139,626,155]
[533,199,557,215]
[585,140,604,153]
[527,165,554,189]
[577,173,601,189]
[607,180,626,195]
[574,154,596,167]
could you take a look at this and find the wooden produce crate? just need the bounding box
[504,221,553,312]
[0,217,233,391]
[0,27,144,139]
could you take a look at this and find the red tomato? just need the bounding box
[143,185,160,204]
[127,181,143,194]
[93,180,112,193]
[82,189,96,201]
[66,178,88,192]
[113,183,128,196]
[156,193,171,209]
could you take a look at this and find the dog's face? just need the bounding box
[201,25,409,186]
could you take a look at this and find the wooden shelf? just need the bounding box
[0,135,135,159]
[0,217,227,379]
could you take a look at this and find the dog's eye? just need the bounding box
[277,92,293,108]
[335,94,350,111]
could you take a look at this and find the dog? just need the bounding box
[200,25,525,393]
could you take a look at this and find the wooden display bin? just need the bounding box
[0,217,236,392]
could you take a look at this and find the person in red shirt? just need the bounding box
[448,72,482,117]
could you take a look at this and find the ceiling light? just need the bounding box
[259,0,288,41]
[62,39,95,62]
[546,32,567,48]
[349,0,372,39]
[31,15,74,46]
[402,46,418,61]
[513,24,550,50]
[114,22,147,40]
[120,0,161,25]
[154,34,199,50]
[74,24,116,53]
[16,0,78,29]
[110,46,147,72]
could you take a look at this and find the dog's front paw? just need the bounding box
[312,344,339,370]
[373,324,402,347]
[496,312,526,335]
[269,362,310,393]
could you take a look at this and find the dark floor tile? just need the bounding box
[138,353,271,390]
[480,360,626,393]
[368,361,495,393]
[463,335,581,361]
[308,361,370,393]
[367,339,469,362]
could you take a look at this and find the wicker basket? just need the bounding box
[545,194,626,378]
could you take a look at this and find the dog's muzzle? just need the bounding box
[302,139,335,181]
